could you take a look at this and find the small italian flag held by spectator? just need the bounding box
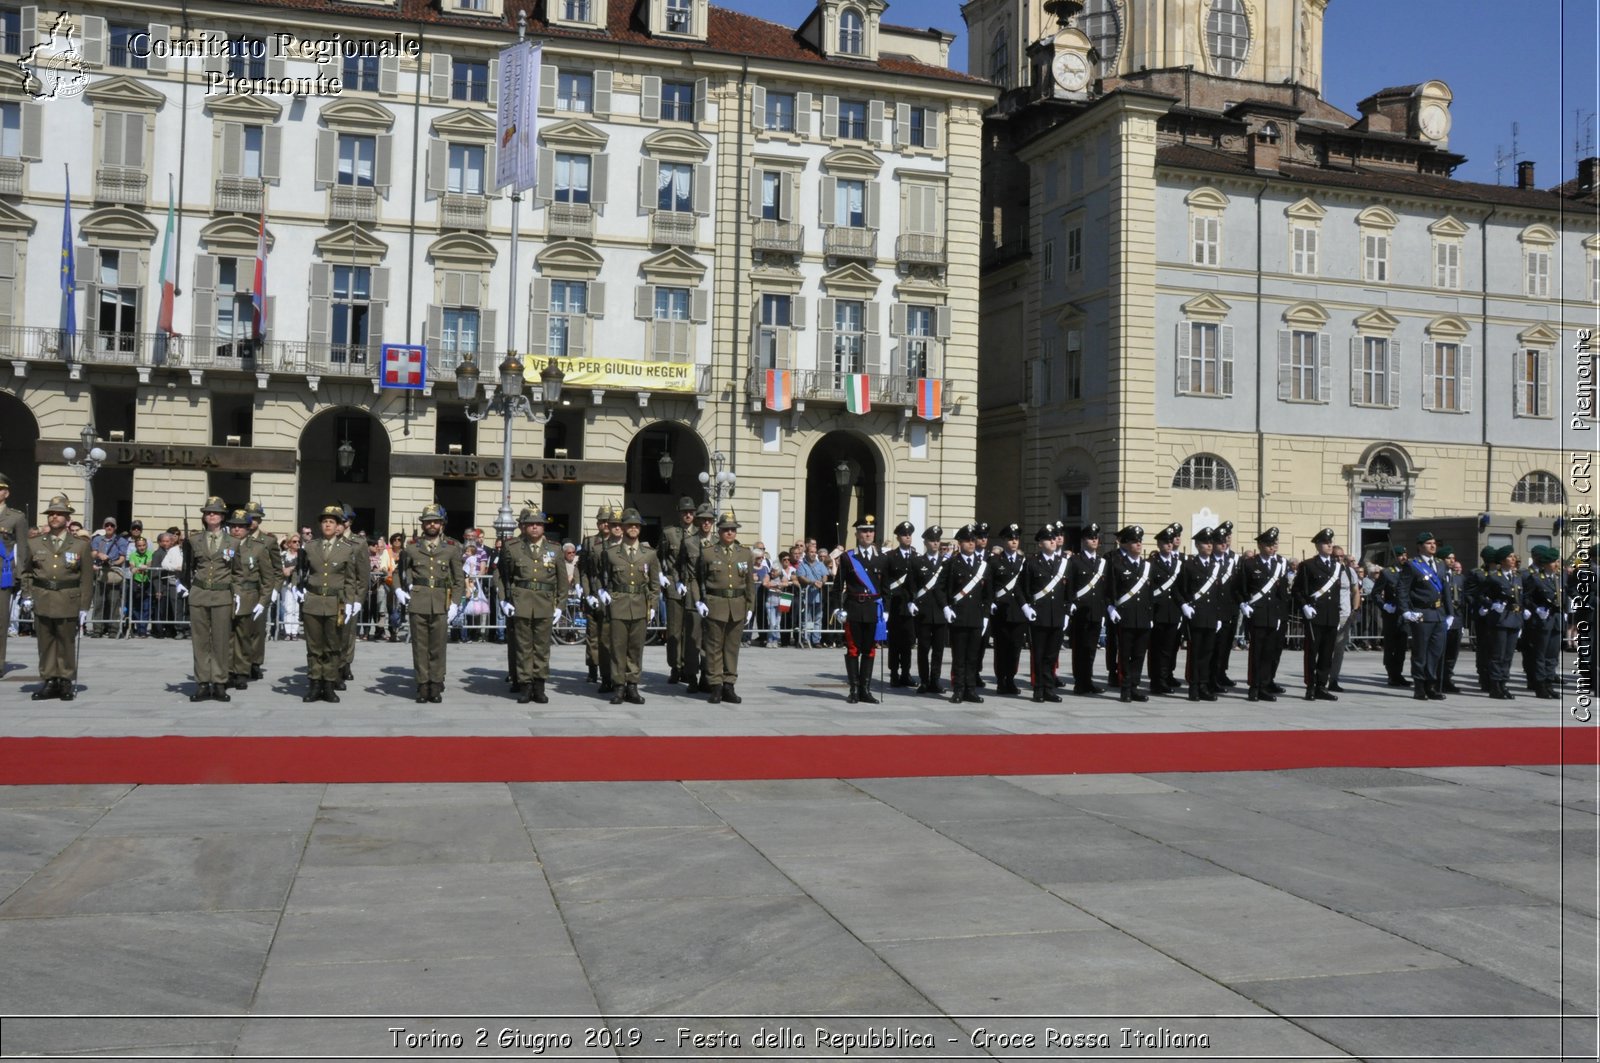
[843,373,871,414]
[778,591,794,613]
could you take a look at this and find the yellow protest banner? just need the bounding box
[522,355,699,393]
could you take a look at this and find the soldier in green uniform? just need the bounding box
[22,494,92,700]
[1522,545,1565,699]
[336,505,366,687]
[693,510,757,704]
[397,503,464,704]
[595,506,626,693]
[660,496,698,684]
[681,503,716,692]
[599,507,658,705]
[498,507,568,704]
[243,500,277,679]
[0,471,29,676]
[178,496,238,703]
[294,504,365,703]
[578,506,611,686]
[227,507,282,691]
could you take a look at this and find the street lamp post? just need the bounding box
[697,450,737,513]
[62,424,107,524]
[834,459,853,549]
[456,352,565,542]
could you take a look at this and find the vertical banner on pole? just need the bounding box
[494,40,541,192]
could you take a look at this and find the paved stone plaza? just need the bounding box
[0,641,1595,1059]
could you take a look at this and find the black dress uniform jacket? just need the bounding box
[989,550,1030,624]
[939,550,991,627]
[833,547,885,624]
[1022,551,1072,628]
[880,546,921,619]
[1235,554,1291,628]
[1149,549,1185,625]
[1107,550,1155,629]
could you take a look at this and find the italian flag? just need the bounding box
[155,175,177,335]
[843,372,871,414]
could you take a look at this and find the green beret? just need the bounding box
[1436,543,1455,559]
[1415,530,1435,545]
[1492,545,1515,563]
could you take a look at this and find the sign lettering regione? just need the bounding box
[522,355,700,394]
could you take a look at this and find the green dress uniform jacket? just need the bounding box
[695,539,756,688]
[298,537,366,615]
[230,534,283,680]
[400,536,466,616]
[185,529,239,686]
[498,536,568,619]
[601,540,660,687]
[23,531,94,619]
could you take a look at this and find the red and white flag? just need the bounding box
[381,344,427,389]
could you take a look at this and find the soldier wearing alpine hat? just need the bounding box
[335,503,366,686]
[578,504,612,685]
[293,504,365,703]
[178,495,237,703]
[940,523,991,703]
[659,496,699,685]
[241,501,277,681]
[988,523,1030,695]
[22,494,92,700]
[694,510,757,704]
[680,503,717,692]
[498,507,565,705]
[1147,523,1185,695]
[1066,522,1108,695]
[1021,524,1070,701]
[1522,545,1565,699]
[227,506,282,692]
[1236,527,1291,703]
[832,515,885,704]
[399,503,465,704]
[599,508,658,705]
[1292,527,1343,702]
[1396,529,1453,701]
[881,519,921,687]
[910,524,948,694]
[0,471,29,676]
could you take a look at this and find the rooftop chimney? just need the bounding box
[1580,157,1600,193]
[1516,160,1535,189]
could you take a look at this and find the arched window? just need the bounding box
[1173,454,1238,491]
[838,8,864,55]
[1512,471,1565,505]
[989,28,1010,87]
[1078,0,1121,77]
[1368,454,1398,478]
[1207,0,1250,77]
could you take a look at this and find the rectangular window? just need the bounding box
[661,81,695,122]
[1364,232,1389,282]
[331,265,371,363]
[0,102,19,158]
[1526,249,1550,297]
[838,100,868,140]
[833,299,864,374]
[337,134,376,187]
[1519,348,1548,417]
[0,10,18,54]
[564,0,591,19]
[458,0,489,10]
[240,125,263,179]
[215,259,254,347]
[1429,342,1460,411]
[1192,215,1219,265]
[908,106,928,148]
[760,170,780,220]
[1042,240,1054,280]
[1434,241,1460,289]
[343,55,379,93]
[554,151,589,203]
[656,161,693,212]
[764,91,796,133]
[654,286,690,320]
[556,71,593,113]
[1358,336,1389,406]
[228,36,266,80]
[1065,329,1082,399]
[665,0,692,31]
[96,250,138,353]
[448,143,485,195]
[109,24,146,69]
[1292,225,1318,275]
[1185,322,1218,395]
[1066,226,1083,273]
[452,59,489,102]
[834,178,865,227]
[548,280,587,357]
[904,304,933,378]
[756,293,790,370]
[442,308,479,357]
[1288,330,1318,401]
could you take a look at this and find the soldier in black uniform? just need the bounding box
[1375,544,1411,687]
[1210,521,1241,691]
[1147,524,1185,696]
[832,515,883,704]
[940,524,991,704]
[880,520,920,688]
[1022,524,1070,702]
[1478,545,1524,700]
[988,524,1029,695]
[1464,545,1497,692]
[1105,526,1154,703]
[1437,544,1466,694]
[971,521,992,689]
[1236,527,1291,703]
[1522,545,1564,699]
[1293,527,1343,702]
[1396,530,1453,701]
[1066,522,1108,695]
[1179,528,1224,701]
[910,525,947,694]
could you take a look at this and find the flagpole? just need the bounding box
[493,9,528,546]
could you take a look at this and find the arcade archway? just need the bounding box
[623,421,710,547]
[297,407,391,535]
[805,431,882,550]
[0,392,38,522]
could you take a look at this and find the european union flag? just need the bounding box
[58,165,75,358]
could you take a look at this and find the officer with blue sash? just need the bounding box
[1396,530,1453,700]
[832,515,884,704]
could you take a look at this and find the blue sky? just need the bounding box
[721,0,1599,187]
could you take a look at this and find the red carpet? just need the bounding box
[0,727,1594,784]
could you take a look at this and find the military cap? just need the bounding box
[1479,545,1498,563]
[245,500,265,518]
[1000,523,1022,540]
[319,504,344,521]
[518,507,548,525]
[1437,543,1455,559]
[1035,525,1055,542]
[1117,525,1144,544]
[595,505,611,522]
[618,507,643,527]
[855,515,877,531]
[605,505,623,523]
[953,523,976,542]
[1311,527,1336,546]
[1532,545,1560,564]
[1415,530,1436,545]
[200,496,228,515]
[1216,521,1234,539]
[1255,527,1280,546]
[893,520,915,536]
[1154,523,1179,544]
[341,503,356,522]
[226,508,250,527]
[922,525,943,542]
[695,503,716,521]
[0,472,11,489]
[975,522,991,538]
[717,510,740,531]
[1191,527,1213,545]
[677,496,698,512]
[1391,542,1409,558]
[420,503,447,522]
[1169,522,1183,537]
[1492,545,1515,564]
[44,493,73,515]
[1079,522,1101,540]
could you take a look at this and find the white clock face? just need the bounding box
[1419,103,1448,140]
[1052,51,1090,91]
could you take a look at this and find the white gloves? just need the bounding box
[552,607,563,623]
[988,603,996,615]
[1302,604,1317,620]
[1240,603,1254,618]
[174,581,189,598]
[1382,603,1396,614]
[233,594,242,613]
[251,604,265,621]
[745,610,753,623]
[394,588,410,606]
[342,603,359,622]
[1180,604,1195,620]
[350,602,362,617]
[943,606,957,623]
[658,571,669,588]
[1403,611,1422,623]
[1522,610,1531,621]
[500,600,515,618]
[598,590,612,606]
[270,589,279,605]
[676,582,687,597]
[18,597,30,610]
[1537,607,1551,620]
[908,602,919,616]
[77,609,89,627]
[447,603,460,624]
[586,596,598,609]
[981,618,989,636]
[1215,620,1222,632]
[1445,616,1456,630]
[1021,604,1037,622]
[292,587,305,604]
[1106,605,1122,624]
[1477,606,1489,617]
[1492,600,1507,614]
[696,601,710,617]
[833,608,847,623]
